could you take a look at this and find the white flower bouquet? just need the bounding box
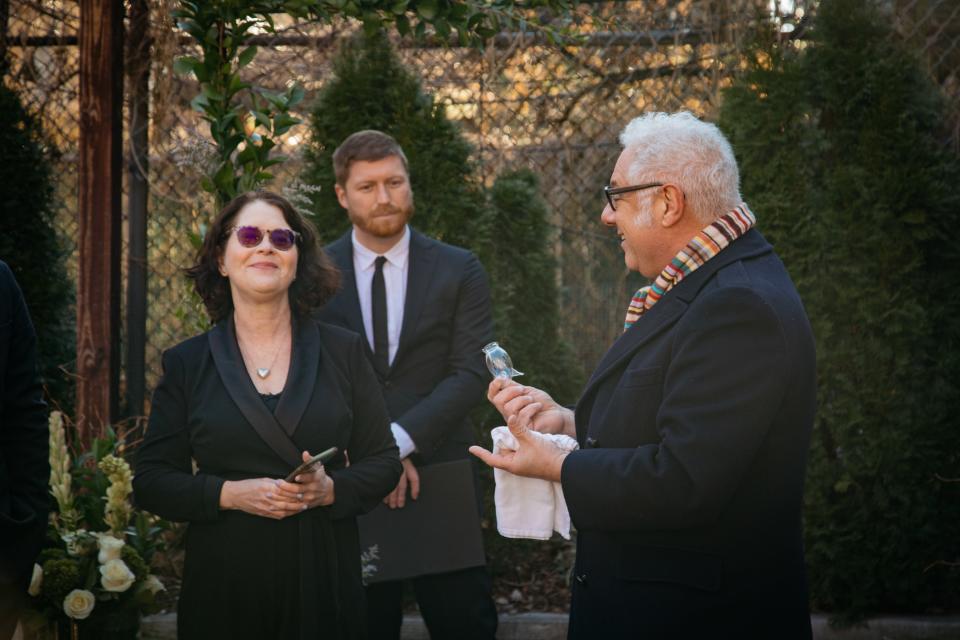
[23,412,167,640]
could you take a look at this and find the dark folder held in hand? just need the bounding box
[358,459,486,584]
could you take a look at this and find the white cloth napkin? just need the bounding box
[490,426,579,540]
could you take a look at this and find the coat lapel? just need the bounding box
[393,229,437,367]
[575,229,775,421]
[208,316,301,467]
[274,316,320,438]
[327,233,366,338]
[577,295,688,414]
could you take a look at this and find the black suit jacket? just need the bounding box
[318,228,493,464]
[561,230,815,639]
[0,260,49,589]
[134,317,401,638]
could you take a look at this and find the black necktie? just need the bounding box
[372,256,389,374]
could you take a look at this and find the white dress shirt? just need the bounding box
[351,226,416,458]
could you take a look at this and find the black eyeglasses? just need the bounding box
[227,225,300,251]
[604,182,663,211]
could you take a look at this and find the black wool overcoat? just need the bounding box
[561,229,816,640]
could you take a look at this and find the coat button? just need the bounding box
[575,573,588,586]
[585,437,598,448]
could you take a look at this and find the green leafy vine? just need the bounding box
[173,0,577,207]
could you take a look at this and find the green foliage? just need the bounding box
[302,29,483,247]
[471,171,584,562]
[69,427,121,533]
[476,169,582,404]
[0,85,75,410]
[174,2,308,207]
[304,30,583,396]
[31,413,169,624]
[37,548,67,566]
[120,545,149,582]
[720,0,960,619]
[177,1,576,49]
[303,36,583,578]
[174,0,576,209]
[338,0,578,45]
[124,511,171,572]
[40,558,81,604]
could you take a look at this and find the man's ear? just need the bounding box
[660,184,686,228]
[334,183,348,210]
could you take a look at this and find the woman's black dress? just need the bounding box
[134,317,401,640]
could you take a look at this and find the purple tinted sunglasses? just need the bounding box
[228,225,299,251]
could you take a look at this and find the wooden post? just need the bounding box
[77,0,123,445]
[125,0,150,422]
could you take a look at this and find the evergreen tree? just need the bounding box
[0,84,75,410]
[303,29,584,403]
[466,173,584,583]
[302,40,585,576]
[477,169,582,405]
[302,30,483,249]
[720,0,960,618]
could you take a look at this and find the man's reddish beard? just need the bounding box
[348,201,414,238]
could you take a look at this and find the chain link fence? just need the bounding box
[3,0,957,413]
[894,0,960,150]
[3,1,79,276]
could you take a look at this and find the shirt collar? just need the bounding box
[351,225,411,271]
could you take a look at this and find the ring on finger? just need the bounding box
[297,492,304,501]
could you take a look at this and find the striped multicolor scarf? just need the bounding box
[623,203,756,331]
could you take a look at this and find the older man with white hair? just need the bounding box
[472,112,815,639]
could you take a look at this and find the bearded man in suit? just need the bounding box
[317,130,498,640]
[472,112,816,639]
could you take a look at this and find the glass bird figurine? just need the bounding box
[482,342,523,379]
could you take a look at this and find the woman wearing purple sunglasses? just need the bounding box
[134,190,401,640]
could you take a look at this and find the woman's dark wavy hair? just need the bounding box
[185,190,340,324]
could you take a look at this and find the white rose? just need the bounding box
[99,558,136,593]
[63,589,96,620]
[28,563,43,597]
[139,574,165,595]
[97,534,125,564]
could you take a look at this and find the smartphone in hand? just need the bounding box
[284,446,338,483]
